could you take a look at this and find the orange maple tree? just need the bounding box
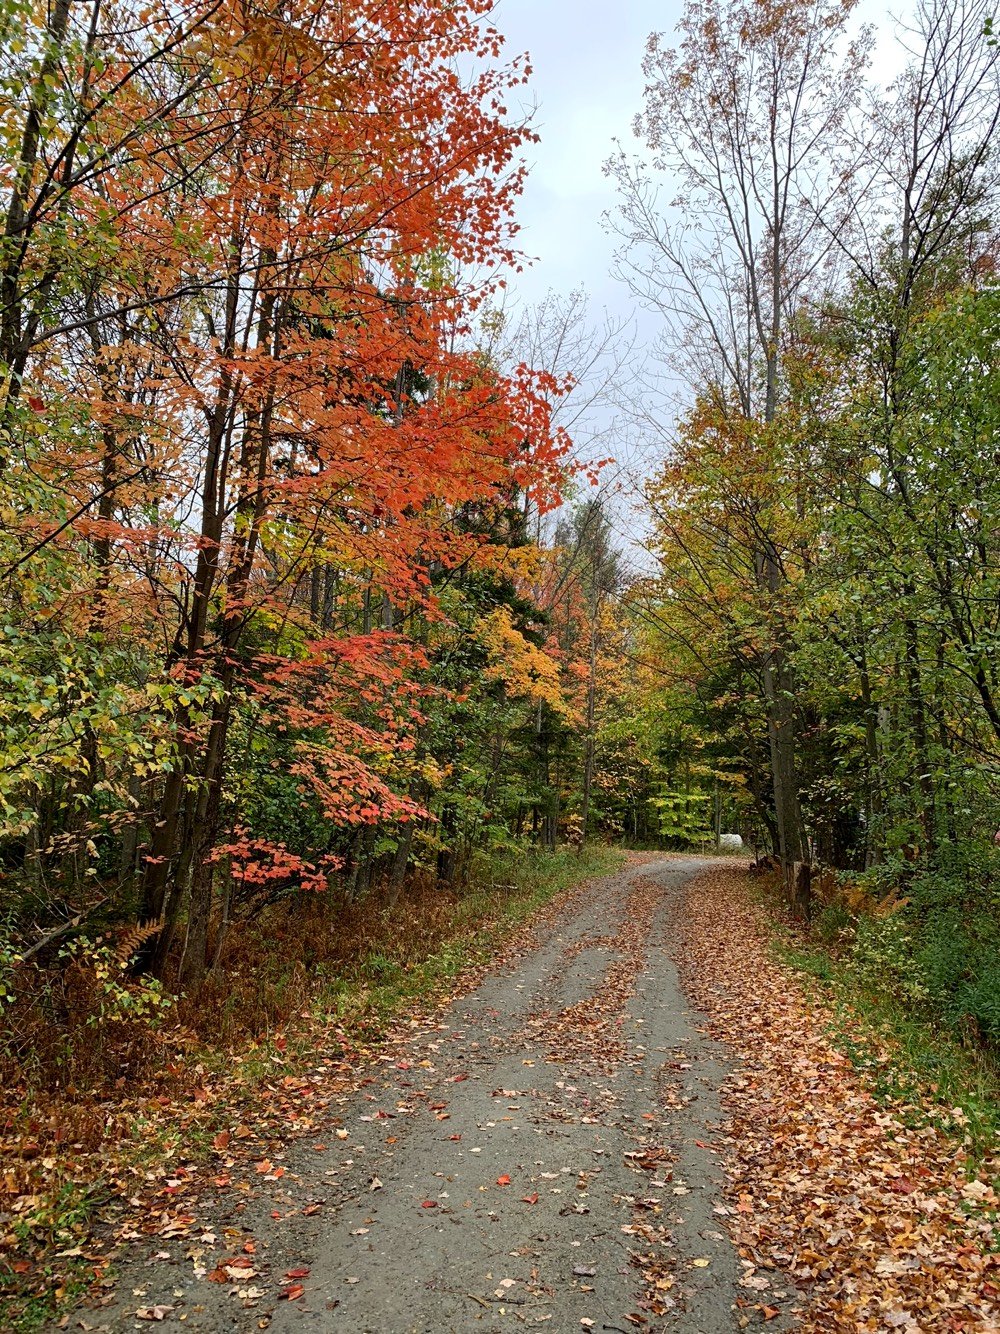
[3,0,571,983]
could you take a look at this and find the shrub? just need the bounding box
[814,902,854,949]
[851,912,929,1006]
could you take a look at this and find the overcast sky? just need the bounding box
[492,0,896,313]
[483,1,683,549]
[492,0,675,314]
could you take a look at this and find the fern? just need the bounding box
[114,922,162,967]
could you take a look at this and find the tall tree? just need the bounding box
[0,0,577,992]
[610,0,868,891]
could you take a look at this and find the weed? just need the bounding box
[775,942,835,982]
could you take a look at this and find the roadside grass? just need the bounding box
[768,916,1000,1170]
[322,845,624,1009]
[0,843,624,1332]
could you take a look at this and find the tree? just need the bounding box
[609,0,870,893]
[627,0,1000,1036]
[0,0,577,992]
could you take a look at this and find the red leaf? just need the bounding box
[282,1283,305,1301]
[496,1175,511,1186]
[421,1199,438,1208]
[212,1130,231,1151]
[285,1267,310,1279]
[521,1192,539,1205]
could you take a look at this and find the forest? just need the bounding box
[3,0,1000,1327]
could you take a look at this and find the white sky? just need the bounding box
[493,0,899,311]
[487,1,681,551]
[492,0,677,314]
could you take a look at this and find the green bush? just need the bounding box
[814,902,854,948]
[851,912,929,1006]
[845,849,1000,1050]
[956,966,1000,1046]
[915,913,1000,1046]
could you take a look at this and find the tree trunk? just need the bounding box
[756,546,805,888]
[579,598,599,849]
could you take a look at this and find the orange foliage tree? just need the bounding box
[0,0,572,985]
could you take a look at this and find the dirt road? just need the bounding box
[95,858,753,1333]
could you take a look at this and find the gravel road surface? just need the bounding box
[89,857,745,1334]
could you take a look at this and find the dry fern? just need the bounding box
[113,922,162,966]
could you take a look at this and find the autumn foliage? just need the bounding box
[0,0,595,1022]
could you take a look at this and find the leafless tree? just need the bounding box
[608,0,871,422]
[482,286,638,541]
